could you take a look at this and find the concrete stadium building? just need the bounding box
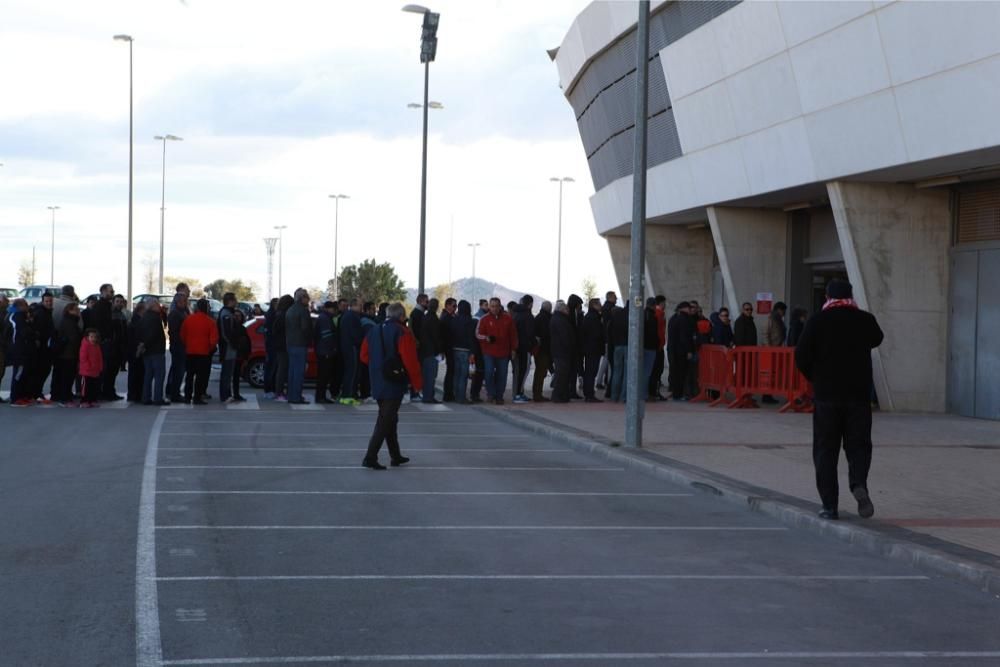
[551,1,1000,419]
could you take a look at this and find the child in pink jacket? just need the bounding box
[79,329,104,408]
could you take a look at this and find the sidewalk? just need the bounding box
[485,398,1000,563]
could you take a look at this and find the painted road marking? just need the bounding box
[156,465,624,471]
[155,574,928,582]
[156,525,787,532]
[160,651,1000,664]
[414,402,453,412]
[156,491,693,497]
[169,548,197,557]
[136,409,166,666]
[174,608,207,623]
[289,401,325,411]
[157,447,568,452]
[157,433,532,438]
[165,477,186,483]
[166,505,189,512]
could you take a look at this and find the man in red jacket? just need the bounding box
[180,299,219,405]
[475,297,518,405]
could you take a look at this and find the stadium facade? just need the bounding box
[551,0,1000,419]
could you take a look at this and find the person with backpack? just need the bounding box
[359,303,422,470]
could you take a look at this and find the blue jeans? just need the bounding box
[287,345,307,401]
[167,345,186,398]
[611,346,627,402]
[220,358,235,401]
[453,350,470,401]
[421,356,439,402]
[143,353,166,403]
[643,350,656,399]
[483,355,510,400]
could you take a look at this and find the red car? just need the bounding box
[243,316,319,388]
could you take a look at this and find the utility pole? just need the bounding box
[468,242,480,300]
[263,237,278,301]
[625,0,650,449]
[47,205,60,284]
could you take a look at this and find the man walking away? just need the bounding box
[549,301,573,403]
[580,298,605,403]
[217,293,239,403]
[532,301,552,402]
[338,299,364,405]
[314,301,338,403]
[180,298,218,405]
[140,297,168,406]
[360,303,422,469]
[418,298,443,403]
[666,302,694,401]
[795,280,883,521]
[284,288,313,405]
[449,300,476,403]
[440,298,457,401]
[476,297,518,405]
[733,302,758,346]
[512,295,535,404]
[166,292,189,402]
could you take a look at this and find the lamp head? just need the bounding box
[113,34,133,42]
[402,4,431,13]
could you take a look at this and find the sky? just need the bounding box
[0,0,617,303]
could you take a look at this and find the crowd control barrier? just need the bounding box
[692,345,813,413]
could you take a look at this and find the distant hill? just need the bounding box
[406,277,546,307]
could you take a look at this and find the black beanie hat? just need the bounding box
[827,279,853,299]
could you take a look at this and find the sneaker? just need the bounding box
[37,397,53,405]
[11,399,33,407]
[818,508,839,520]
[339,397,359,406]
[852,487,875,519]
[512,395,530,404]
[83,401,99,409]
[223,397,237,404]
[274,395,288,402]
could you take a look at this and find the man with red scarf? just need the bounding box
[795,279,884,521]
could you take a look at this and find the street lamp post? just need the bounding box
[47,206,60,285]
[549,176,574,300]
[328,194,349,298]
[263,237,278,301]
[274,225,288,295]
[403,4,440,295]
[114,34,134,302]
[154,134,183,294]
[468,242,480,300]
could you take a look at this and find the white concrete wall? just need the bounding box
[707,206,788,327]
[605,226,714,310]
[581,0,1000,235]
[828,181,951,413]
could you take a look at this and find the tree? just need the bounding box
[142,254,157,293]
[581,277,598,302]
[305,286,325,303]
[335,259,407,304]
[203,278,258,302]
[433,281,456,302]
[17,259,35,288]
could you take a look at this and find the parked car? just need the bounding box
[19,285,62,303]
[1,287,19,299]
[242,315,318,388]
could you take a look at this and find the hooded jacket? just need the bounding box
[710,312,734,347]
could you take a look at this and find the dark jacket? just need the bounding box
[167,307,188,350]
[667,312,694,357]
[360,320,423,400]
[90,297,113,341]
[409,305,425,346]
[581,308,606,357]
[284,302,313,348]
[418,311,443,359]
[339,309,364,356]
[733,313,758,347]
[795,306,883,403]
[264,306,278,352]
[533,309,552,356]
[270,308,287,350]
[787,311,807,347]
[566,294,584,356]
[643,307,659,351]
[549,310,574,361]
[6,308,34,364]
[765,311,787,347]
[710,312,734,347]
[513,305,536,353]
[140,310,166,355]
[230,321,251,361]
[314,311,337,358]
[30,304,54,354]
[449,310,476,352]
[607,306,628,348]
[56,313,82,361]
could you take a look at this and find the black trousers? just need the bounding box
[232,359,244,398]
[364,399,404,463]
[813,400,873,511]
[442,350,455,400]
[552,356,572,402]
[103,345,121,398]
[667,352,688,399]
[513,349,530,397]
[127,356,145,402]
[31,352,53,398]
[315,355,335,400]
[582,353,601,399]
[184,355,211,401]
[649,348,665,397]
[51,358,77,402]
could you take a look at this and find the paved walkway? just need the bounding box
[489,399,1000,561]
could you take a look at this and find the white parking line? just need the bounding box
[156,465,624,471]
[159,651,1000,665]
[157,433,532,438]
[136,409,166,667]
[289,402,325,411]
[156,491,693,496]
[157,447,568,452]
[156,525,787,531]
[155,573,928,582]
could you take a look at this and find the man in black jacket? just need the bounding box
[580,298,605,403]
[565,294,584,399]
[795,280,884,521]
[512,295,535,404]
[140,297,168,405]
[531,301,552,402]
[28,293,55,401]
[733,302,758,346]
[666,301,694,400]
[166,292,189,403]
[313,301,338,403]
[418,298,443,403]
[549,301,574,403]
[440,298,457,401]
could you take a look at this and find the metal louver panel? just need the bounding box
[957,184,1000,244]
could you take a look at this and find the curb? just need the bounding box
[473,404,1000,597]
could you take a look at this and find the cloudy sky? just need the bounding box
[0,0,617,302]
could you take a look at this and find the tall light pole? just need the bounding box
[274,225,288,295]
[154,134,183,294]
[549,176,574,299]
[468,243,480,299]
[114,34,134,302]
[263,237,278,301]
[328,194,349,297]
[47,206,60,284]
[403,4,440,294]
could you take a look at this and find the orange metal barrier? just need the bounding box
[728,346,813,413]
[690,345,735,407]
